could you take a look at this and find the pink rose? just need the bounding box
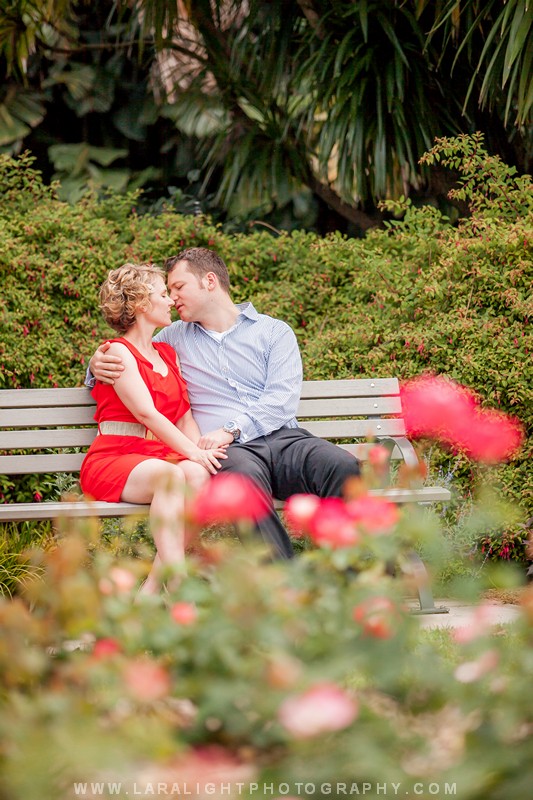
[133,745,256,796]
[283,494,321,536]
[367,444,390,470]
[400,375,523,463]
[170,601,198,625]
[99,566,137,595]
[123,658,171,702]
[92,637,122,659]
[190,473,270,526]
[453,602,503,644]
[454,649,499,683]
[453,407,524,463]
[278,682,358,738]
[308,498,360,549]
[352,596,398,639]
[346,494,399,534]
[400,375,478,442]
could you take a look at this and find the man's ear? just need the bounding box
[204,271,218,290]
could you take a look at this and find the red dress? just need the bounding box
[80,339,191,502]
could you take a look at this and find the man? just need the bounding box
[89,247,360,558]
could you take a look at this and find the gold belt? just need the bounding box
[99,421,159,441]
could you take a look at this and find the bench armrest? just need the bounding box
[376,435,420,468]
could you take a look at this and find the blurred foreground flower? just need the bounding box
[346,495,399,533]
[123,657,172,703]
[283,493,321,536]
[265,652,303,689]
[453,407,525,463]
[170,601,198,625]
[278,682,358,738]
[99,566,137,595]
[134,745,257,799]
[283,494,399,548]
[92,637,122,660]
[308,497,361,548]
[454,649,499,683]
[368,443,391,468]
[189,473,270,526]
[452,602,505,644]
[352,596,399,639]
[400,375,523,462]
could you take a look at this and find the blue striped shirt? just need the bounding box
[153,302,302,442]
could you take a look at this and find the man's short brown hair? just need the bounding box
[164,247,230,294]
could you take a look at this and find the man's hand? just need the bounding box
[198,428,234,449]
[89,341,125,385]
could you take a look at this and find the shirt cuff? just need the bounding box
[84,368,96,389]
[234,414,260,443]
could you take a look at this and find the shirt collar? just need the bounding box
[235,301,259,321]
[186,301,259,333]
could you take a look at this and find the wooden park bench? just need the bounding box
[0,378,451,613]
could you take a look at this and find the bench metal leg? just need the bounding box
[401,551,449,615]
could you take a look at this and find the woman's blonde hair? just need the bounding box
[99,263,166,334]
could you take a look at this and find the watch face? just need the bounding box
[224,423,240,440]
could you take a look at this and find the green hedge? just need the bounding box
[0,137,531,512]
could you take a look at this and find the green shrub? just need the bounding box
[0,136,531,517]
[0,508,531,800]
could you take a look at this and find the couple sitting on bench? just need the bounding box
[84,247,361,594]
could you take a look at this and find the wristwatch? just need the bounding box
[223,421,241,441]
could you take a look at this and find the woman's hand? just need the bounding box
[188,446,228,475]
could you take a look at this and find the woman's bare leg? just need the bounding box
[120,460,187,594]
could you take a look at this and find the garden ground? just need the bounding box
[415,596,521,629]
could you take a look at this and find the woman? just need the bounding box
[81,263,227,594]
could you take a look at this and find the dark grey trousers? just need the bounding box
[218,427,361,559]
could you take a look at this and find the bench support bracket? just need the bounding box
[402,551,449,615]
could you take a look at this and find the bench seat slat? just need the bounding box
[3,485,452,522]
[338,443,403,460]
[0,500,149,522]
[273,485,450,509]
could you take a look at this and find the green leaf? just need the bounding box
[45,64,96,101]
[86,146,128,167]
[0,89,45,146]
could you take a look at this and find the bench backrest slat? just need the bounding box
[0,379,407,476]
[297,397,401,417]
[304,418,405,438]
[1,430,97,449]
[0,407,96,427]
[0,453,86,474]
[300,378,399,398]
[0,388,94,408]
